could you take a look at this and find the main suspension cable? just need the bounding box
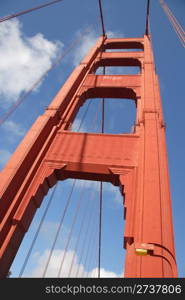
[0,26,92,128]
[165,8,185,46]
[163,3,185,44]
[159,0,185,48]
[0,0,65,23]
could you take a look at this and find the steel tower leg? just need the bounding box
[0,35,177,277]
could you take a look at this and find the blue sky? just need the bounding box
[0,0,184,277]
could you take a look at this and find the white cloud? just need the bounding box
[72,29,124,67]
[20,218,122,278]
[106,30,124,38]
[38,221,70,247]
[72,29,126,76]
[0,19,63,103]
[89,267,122,278]
[73,30,98,66]
[2,120,26,137]
[65,179,122,205]
[28,249,83,277]
[0,149,11,165]
[26,249,121,278]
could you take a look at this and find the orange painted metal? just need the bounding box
[0,35,177,277]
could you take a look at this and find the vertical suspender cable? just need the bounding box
[98,0,106,36]
[98,185,103,278]
[42,94,96,277]
[18,183,58,277]
[67,195,90,277]
[67,185,97,277]
[145,0,150,36]
[82,221,99,277]
[101,67,105,134]
[42,180,76,277]
[98,66,105,278]
[75,186,99,277]
[57,181,86,278]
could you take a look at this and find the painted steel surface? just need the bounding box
[0,35,177,278]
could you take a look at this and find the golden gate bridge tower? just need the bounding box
[0,0,182,278]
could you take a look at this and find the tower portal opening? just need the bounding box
[71,98,136,134]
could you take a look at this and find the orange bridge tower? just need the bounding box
[0,34,178,278]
